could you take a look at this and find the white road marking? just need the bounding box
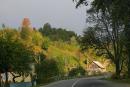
[71,79,82,87]
[71,76,105,87]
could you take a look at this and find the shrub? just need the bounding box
[68,66,86,77]
[36,59,59,84]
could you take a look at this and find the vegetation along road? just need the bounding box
[41,76,130,87]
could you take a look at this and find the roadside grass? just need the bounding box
[37,73,105,86]
[105,78,130,84]
[33,86,40,87]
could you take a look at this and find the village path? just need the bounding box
[41,76,130,87]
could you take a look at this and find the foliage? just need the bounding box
[0,24,50,85]
[68,66,86,77]
[39,23,77,41]
[35,59,59,84]
[0,29,35,85]
[46,40,81,74]
[22,18,32,28]
[73,0,130,79]
[32,31,44,46]
[0,18,115,86]
[20,27,33,42]
[74,0,130,78]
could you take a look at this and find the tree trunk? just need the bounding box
[115,59,120,79]
[125,19,130,78]
[5,71,9,87]
[128,51,130,78]
[0,72,1,87]
[10,72,21,83]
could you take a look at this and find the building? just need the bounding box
[87,61,106,75]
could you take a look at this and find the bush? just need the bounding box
[36,59,59,84]
[68,66,86,77]
[111,73,120,79]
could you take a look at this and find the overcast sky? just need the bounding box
[0,0,87,35]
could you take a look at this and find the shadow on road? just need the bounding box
[74,79,111,87]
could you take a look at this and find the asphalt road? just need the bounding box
[41,79,77,87]
[41,76,130,87]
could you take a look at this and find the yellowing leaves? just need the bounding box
[31,45,42,55]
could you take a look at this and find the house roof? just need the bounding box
[93,61,105,69]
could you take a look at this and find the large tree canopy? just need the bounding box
[0,29,36,86]
[74,0,130,78]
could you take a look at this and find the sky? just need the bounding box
[0,0,87,35]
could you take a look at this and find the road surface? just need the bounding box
[41,76,130,87]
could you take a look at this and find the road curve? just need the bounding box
[74,79,130,87]
[41,79,78,87]
[41,76,130,87]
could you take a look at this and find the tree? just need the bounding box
[9,41,33,83]
[68,66,85,77]
[73,0,130,78]
[80,6,126,78]
[39,23,77,41]
[20,18,33,43]
[43,23,52,30]
[20,27,33,42]
[35,59,59,84]
[73,0,87,8]
[0,29,35,86]
[81,27,125,78]
[2,24,6,29]
[0,29,21,86]
[22,18,31,28]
